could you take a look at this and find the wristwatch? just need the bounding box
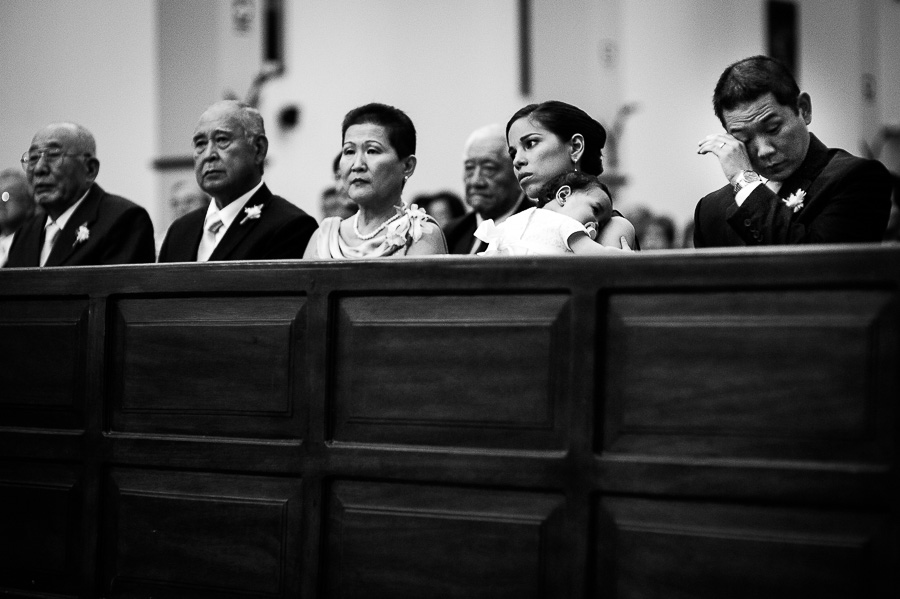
[732,170,762,194]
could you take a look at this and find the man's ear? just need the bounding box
[84,156,100,185]
[254,134,269,167]
[797,92,812,125]
[569,133,585,164]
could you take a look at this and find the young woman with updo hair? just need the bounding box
[506,101,636,249]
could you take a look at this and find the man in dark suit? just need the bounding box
[4,123,155,267]
[158,100,317,262]
[695,55,891,246]
[444,124,534,254]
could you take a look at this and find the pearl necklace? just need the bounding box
[353,211,401,240]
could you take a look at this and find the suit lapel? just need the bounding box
[776,134,830,203]
[208,184,273,260]
[45,184,103,266]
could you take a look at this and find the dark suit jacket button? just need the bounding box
[744,219,752,226]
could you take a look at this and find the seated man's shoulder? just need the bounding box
[827,147,890,180]
[98,189,152,220]
[266,194,316,222]
[443,211,475,238]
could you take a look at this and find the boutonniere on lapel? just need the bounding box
[239,204,264,225]
[783,189,806,213]
[73,223,90,247]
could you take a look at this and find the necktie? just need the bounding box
[197,216,224,262]
[40,221,61,266]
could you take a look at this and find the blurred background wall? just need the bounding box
[1,0,898,238]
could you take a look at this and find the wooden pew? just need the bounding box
[1,247,897,598]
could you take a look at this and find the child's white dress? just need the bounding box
[474,207,590,255]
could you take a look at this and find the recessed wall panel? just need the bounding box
[331,294,571,449]
[109,297,305,438]
[602,290,895,461]
[0,299,87,428]
[0,462,81,595]
[324,480,567,598]
[595,496,891,598]
[104,468,301,598]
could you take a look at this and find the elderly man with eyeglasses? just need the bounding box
[3,122,155,268]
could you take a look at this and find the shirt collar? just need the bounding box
[206,180,264,231]
[45,186,91,231]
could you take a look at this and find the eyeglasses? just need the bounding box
[21,148,93,172]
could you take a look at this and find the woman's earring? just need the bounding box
[555,185,571,206]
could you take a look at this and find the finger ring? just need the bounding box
[719,141,726,149]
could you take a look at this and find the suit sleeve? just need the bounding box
[98,206,157,264]
[727,160,892,245]
[259,213,319,259]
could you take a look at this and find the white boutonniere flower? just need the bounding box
[783,189,806,213]
[73,223,90,246]
[239,203,264,225]
[385,203,429,249]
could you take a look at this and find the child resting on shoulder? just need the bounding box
[474,171,622,255]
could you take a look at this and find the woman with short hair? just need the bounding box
[303,103,447,259]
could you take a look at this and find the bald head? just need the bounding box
[463,123,506,158]
[27,122,100,219]
[0,168,36,235]
[37,122,97,155]
[462,123,521,220]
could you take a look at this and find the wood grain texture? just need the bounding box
[0,298,88,429]
[108,296,306,438]
[103,468,302,598]
[331,294,570,449]
[0,247,896,597]
[324,480,566,598]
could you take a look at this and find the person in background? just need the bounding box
[412,191,465,229]
[506,101,635,249]
[303,102,446,259]
[321,185,357,220]
[158,100,317,262]
[641,214,676,250]
[5,122,155,267]
[0,169,36,267]
[444,123,535,254]
[169,179,209,221]
[695,55,891,246]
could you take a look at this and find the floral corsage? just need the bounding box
[385,203,430,249]
[783,189,806,213]
[73,223,90,246]
[240,203,264,225]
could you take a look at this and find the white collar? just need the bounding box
[205,180,264,231]
[45,186,91,232]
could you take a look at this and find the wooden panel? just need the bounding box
[103,468,302,598]
[109,296,305,438]
[324,481,567,598]
[603,289,896,460]
[594,496,892,598]
[0,299,87,428]
[0,461,82,595]
[332,294,570,449]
